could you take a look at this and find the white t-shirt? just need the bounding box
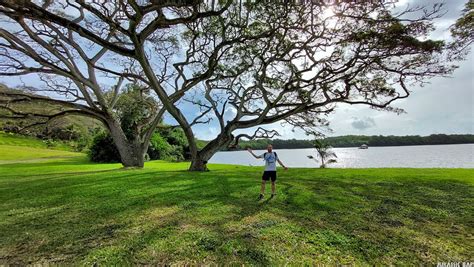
[258,152,278,171]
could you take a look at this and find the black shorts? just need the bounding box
[262,171,277,182]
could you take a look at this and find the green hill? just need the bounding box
[0,83,102,148]
[0,132,83,163]
[0,131,71,150]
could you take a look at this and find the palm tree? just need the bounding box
[308,139,337,168]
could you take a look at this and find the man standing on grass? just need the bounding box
[247,144,288,200]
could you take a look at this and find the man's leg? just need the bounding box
[260,180,266,195]
[258,181,266,200]
[270,171,277,197]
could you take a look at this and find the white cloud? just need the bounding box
[351,117,376,131]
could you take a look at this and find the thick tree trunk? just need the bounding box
[107,119,146,168]
[188,133,233,171]
[118,142,145,168]
[189,155,209,171]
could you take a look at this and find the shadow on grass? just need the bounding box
[0,166,472,265]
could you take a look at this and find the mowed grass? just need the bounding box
[0,143,473,265]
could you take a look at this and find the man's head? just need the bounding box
[267,144,273,152]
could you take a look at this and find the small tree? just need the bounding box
[310,139,337,168]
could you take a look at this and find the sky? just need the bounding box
[0,0,472,140]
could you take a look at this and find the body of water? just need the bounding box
[208,144,474,168]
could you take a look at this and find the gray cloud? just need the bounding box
[351,117,376,130]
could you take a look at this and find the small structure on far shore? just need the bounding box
[359,144,368,149]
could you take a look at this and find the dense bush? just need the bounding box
[88,132,121,163]
[147,132,173,160]
[71,135,93,152]
[153,127,190,160]
[148,128,189,161]
[88,127,190,163]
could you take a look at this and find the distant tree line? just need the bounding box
[234,134,474,150]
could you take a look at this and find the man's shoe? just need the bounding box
[258,194,264,201]
[270,194,276,199]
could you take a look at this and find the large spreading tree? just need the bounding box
[0,0,469,170]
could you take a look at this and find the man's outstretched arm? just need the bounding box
[247,148,261,159]
[277,159,288,170]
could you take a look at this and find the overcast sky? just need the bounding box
[0,0,472,139]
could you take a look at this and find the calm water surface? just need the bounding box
[209,144,474,168]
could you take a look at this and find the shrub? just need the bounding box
[155,127,190,160]
[147,132,187,162]
[167,145,186,162]
[147,128,191,161]
[147,132,173,160]
[71,136,91,152]
[88,132,121,163]
[43,139,56,148]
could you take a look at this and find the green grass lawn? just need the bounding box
[0,142,473,265]
[0,132,72,151]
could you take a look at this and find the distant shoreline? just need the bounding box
[223,142,474,151]
[211,134,474,151]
